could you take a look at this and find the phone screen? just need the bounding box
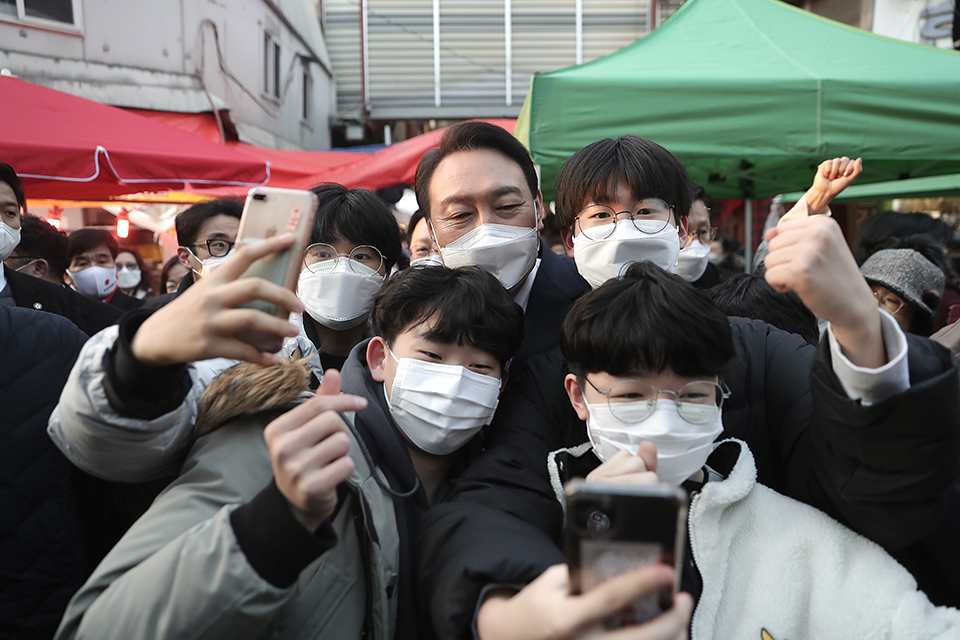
[565,482,687,628]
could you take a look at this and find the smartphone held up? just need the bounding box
[235,187,318,317]
[564,480,688,628]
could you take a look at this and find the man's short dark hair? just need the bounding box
[16,215,69,279]
[310,183,403,273]
[372,265,524,369]
[67,228,118,262]
[562,261,734,379]
[414,122,539,220]
[855,210,955,265]
[0,163,26,213]
[554,135,692,230]
[690,183,714,214]
[175,198,242,248]
[709,274,819,346]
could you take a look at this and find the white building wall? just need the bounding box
[0,0,333,150]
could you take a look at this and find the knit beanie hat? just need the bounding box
[860,248,945,318]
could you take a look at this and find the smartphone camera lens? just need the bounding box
[586,510,611,533]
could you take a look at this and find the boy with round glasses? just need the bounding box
[524,262,959,640]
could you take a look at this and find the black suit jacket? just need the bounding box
[512,242,590,369]
[5,265,122,336]
[109,290,145,312]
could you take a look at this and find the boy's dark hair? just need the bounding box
[856,210,954,265]
[310,183,403,272]
[709,274,819,346]
[372,265,524,368]
[0,162,26,213]
[67,228,118,261]
[562,261,734,378]
[554,135,691,230]
[415,122,539,220]
[16,215,69,279]
[175,198,242,248]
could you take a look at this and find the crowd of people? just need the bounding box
[4,121,960,640]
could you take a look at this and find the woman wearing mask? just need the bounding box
[116,247,155,300]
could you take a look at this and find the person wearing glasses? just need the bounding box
[420,136,960,639]
[49,184,402,482]
[861,248,945,337]
[674,184,732,289]
[518,262,957,640]
[141,198,243,310]
[287,183,402,378]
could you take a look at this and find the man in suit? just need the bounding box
[0,162,121,335]
[66,228,143,312]
[414,122,589,368]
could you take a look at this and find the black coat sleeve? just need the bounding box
[804,331,960,551]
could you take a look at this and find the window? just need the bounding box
[0,0,80,28]
[263,31,281,99]
[301,59,313,123]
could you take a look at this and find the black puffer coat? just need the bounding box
[420,317,960,639]
[0,306,88,639]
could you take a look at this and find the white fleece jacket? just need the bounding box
[549,440,960,640]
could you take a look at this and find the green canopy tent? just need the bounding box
[516,0,960,263]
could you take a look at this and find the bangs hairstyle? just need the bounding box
[554,135,692,229]
[175,198,242,248]
[310,183,403,272]
[414,121,539,220]
[561,261,734,379]
[0,162,26,213]
[372,265,524,368]
[67,228,118,261]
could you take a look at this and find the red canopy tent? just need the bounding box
[130,110,516,195]
[1,76,270,200]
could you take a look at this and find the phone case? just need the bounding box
[236,187,318,317]
[564,481,688,627]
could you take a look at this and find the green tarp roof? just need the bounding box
[518,0,960,200]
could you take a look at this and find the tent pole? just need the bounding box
[744,198,753,274]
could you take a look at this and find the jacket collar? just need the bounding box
[340,339,426,505]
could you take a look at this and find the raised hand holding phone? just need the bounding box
[476,563,692,640]
[132,233,305,367]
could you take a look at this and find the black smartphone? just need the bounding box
[564,480,688,628]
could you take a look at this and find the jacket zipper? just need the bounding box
[686,492,701,639]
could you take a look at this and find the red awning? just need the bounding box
[130,110,516,194]
[1,77,270,200]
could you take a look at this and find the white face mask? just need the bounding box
[187,248,233,278]
[385,349,501,455]
[673,239,711,283]
[585,401,722,486]
[68,265,118,300]
[0,222,21,261]
[708,252,723,266]
[573,220,681,289]
[117,266,142,289]
[297,260,384,330]
[438,222,539,291]
[410,254,444,268]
